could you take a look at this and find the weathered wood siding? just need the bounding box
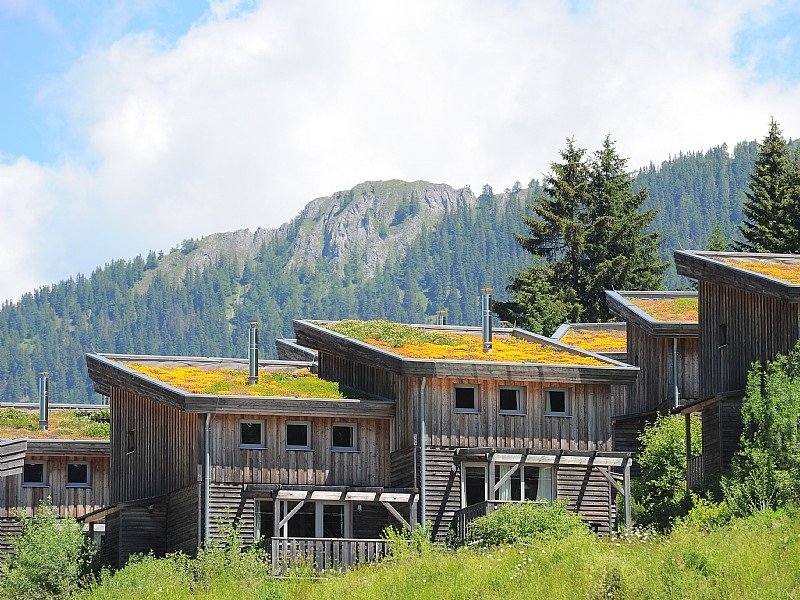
[422,448,461,542]
[166,483,200,554]
[209,483,256,545]
[626,323,700,414]
[118,501,167,566]
[700,399,745,480]
[209,414,391,487]
[557,465,614,535]
[398,377,614,452]
[0,517,22,554]
[389,446,416,489]
[110,388,199,503]
[702,403,721,477]
[699,281,800,398]
[101,511,120,567]
[318,351,398,400]
[0,455,110,518]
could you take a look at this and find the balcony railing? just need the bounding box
[269,537,389,576]
[453,500,520,542]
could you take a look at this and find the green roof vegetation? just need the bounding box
[324,320,608,366]
[127,364,345,399]
[0,408,109,440]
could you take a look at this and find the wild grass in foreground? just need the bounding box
[75,508,800,600]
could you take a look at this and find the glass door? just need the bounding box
[462,463,488,508]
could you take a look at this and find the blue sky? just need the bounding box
[1,0,800,303]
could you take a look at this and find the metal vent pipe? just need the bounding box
[436,309,447,326]
[248,321,259,385]
[38,371,49,431]
[481,287,493,352]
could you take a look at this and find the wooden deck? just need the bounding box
[270,537,389,575]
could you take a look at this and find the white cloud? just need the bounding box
[2,0,800,302]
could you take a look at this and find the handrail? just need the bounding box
[270,537,389,576]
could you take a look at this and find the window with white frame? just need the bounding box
[332,424,356,451]
[454,385,478,412]
[499,387,524,414]
[22,461,47,487]
[494,463,553,501]
[66,462,91,488]
[286,421,311,450]
[545,388,570,416]
[240,420,265,448]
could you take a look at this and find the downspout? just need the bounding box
[203,413,211,549]
[419,377,427,527]
[672,337,680,409]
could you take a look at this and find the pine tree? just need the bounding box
[706,223,729,251]
[583,137,666,320]
[736,119,800,252]
[496,137,666,332]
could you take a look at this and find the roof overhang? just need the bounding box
[605,290,698,336]
[674,250,800,302]
[85,353,395,419]
[293,320,639,385]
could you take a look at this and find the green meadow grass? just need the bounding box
[75,509,800,600]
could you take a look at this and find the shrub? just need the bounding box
[631,414,701,530]
[465,500,587,547]
[1,500,98,599]
[723,343,800,516]
[675,495,731,531]
[383,521,434,558]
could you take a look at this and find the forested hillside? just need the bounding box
[0,142,759,403]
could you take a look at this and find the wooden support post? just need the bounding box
[273,498,281,537]
[410,498,418,530]
[278,499,306,530]
[623,459,632,529]
[382,501,412,531]
[493,462,520,493]
[596,466,624,495]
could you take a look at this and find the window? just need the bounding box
[461,463,487,508]
[545,389,570,416]
[493,464,553,501]
[286,422,311,450]
[127,429,136,454]
[332,424,356,451]
[454,385,478,412]
[240,420,265,448]
[22,462,46,487]
[499,387,524,413]
[719,323,728,348]
[66,462,91,488]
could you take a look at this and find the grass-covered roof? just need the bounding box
[323,320,608,366]
[630,297,698,323]
[721,257,800,284]
[127,364,345,399]
[0,407,109,440]
[560,328,627,353]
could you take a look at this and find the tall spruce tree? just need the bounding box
[496,136,665,332]
[736,119,800,252]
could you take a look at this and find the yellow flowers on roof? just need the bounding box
[127,364,344,398]
[561,328,627,352]
[0,408,109,440]
[722,258,800,284]
[630,297,698,322]
[325,320,608,366]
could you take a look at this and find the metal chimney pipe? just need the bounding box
[481,287,493,352]
[436,309,447,326]
[38,371,49,431]
[248,322,259,385]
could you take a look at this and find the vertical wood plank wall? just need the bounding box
[209,414,391,487]
[626,323,700,414]
[398,376,614,451]
[111,389,199,504]
[318,352,398,399]
[0,455,110,517]
[700,281,800,398]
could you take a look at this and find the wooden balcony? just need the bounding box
[452,500,518,542]
[269,537,389,576]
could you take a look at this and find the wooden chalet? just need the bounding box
[675,250,800,483]
[604,291,700,459]
[293,319,639,540]
[85,353,414,570]
[0,407,110,553]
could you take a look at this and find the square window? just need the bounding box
[240,421,264,448]
[454,386,478,412]
[499,387,522,413]
[66,463,90,487]
[545,389,569,416]
[332,424,356,451]
[286,422,311,450]
[22,462,46,486]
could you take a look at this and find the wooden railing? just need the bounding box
[270,537,389,576]
[453,500,519,541]
[687,454,704,489]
